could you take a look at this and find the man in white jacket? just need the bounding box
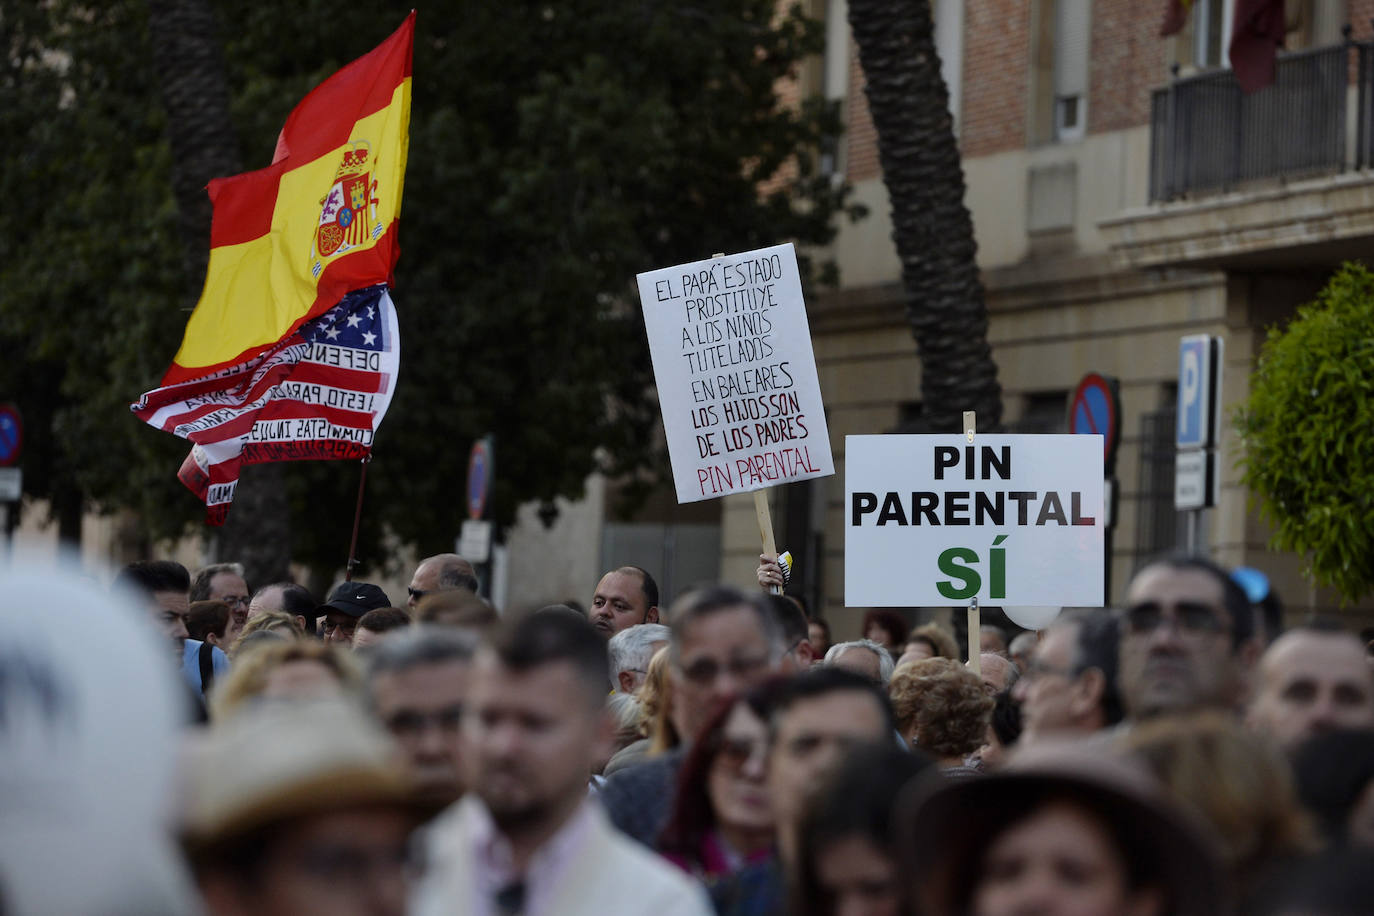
[411,609,712,916]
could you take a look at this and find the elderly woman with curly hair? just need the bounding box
[890,657,994,772]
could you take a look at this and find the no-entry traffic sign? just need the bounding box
[0,404,22,467]
[1068,374,1119,470]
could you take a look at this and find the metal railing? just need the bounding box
[1149,39,1374,202]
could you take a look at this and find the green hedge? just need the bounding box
[1236,262,1374,603]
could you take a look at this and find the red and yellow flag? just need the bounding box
[162,12,414,386]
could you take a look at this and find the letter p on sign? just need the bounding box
[1176,335,1221,450]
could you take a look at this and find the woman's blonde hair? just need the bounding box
[639,646,680,755]
[1123,710,1319,889]
[209,640,362,721]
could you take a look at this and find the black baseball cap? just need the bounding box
[318,582,392,618]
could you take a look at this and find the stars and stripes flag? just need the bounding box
[131,15,413,525]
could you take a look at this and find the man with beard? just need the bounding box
[412,611,711,916]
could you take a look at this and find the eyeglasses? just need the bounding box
[323,619,358,636]
[221,595,250,608]
[407,587,429,601]
[1125,601,1228,637]
[679,654,770,686]
[385,705,463,737]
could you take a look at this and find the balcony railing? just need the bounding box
[1148,40,1374,202]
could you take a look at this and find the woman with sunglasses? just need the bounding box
[658,687,777,888]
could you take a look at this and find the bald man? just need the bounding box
[1247,623,1374,751]
[407,554,478,611]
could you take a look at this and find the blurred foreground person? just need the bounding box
[711,669,898,914]
[2,568,198,915]
[659,690,777,883]
[1249,846,1374,916]
[210,640,363,720]
[600,586,783,846]
[1124,711,1317,893]
[1290,728,1374,847]
[791,743,934,916]
[889,657,992,770]
[1013,610,1123,744]
[1119,555,1255,723]
[183,699,429,916]
[412,611,712,915]
[902,742,1227,916]
[415,587,499,633]
[1246,622,1374,751]
[366,625,477,806]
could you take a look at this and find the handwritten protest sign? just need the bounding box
[637,244,834,503]
[845,434,1104,607]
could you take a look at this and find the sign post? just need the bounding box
[464,436,495,588]
[844,434,1105,609]
[1068,373,1121,600]
[1174,335,1223,553]
[637,244,835,587]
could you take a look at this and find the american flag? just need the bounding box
[132,284,400,525]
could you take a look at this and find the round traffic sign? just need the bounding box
[466,438,491,521]
[1068,373,1120,469]
[0,404,22,467]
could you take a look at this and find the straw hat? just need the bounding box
[180,698,432,859]
[900,740,1227,916]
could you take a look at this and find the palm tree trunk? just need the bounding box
[846,0,1002,433]
[146,0,290,586]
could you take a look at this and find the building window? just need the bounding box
[1031,0,1090,144]
[1134,388,1187,560]
[1053,0,1089,141]
[1192,0,1231,70]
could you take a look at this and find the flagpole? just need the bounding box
[344,455,371,582]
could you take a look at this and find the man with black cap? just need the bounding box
[319,582,393,647]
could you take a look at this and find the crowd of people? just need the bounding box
[4,548,1374,915]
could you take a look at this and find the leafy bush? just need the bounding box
[1236,262,1374,602]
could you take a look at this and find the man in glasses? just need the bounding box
[319,582,392,647]
[600,585,784,846]
[406,552,478,611]
[191,562,252,648]
[1012,609,1123,743]
[1118,555,1256,724]
[367,625,477,805]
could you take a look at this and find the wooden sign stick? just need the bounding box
[964,410,981,677]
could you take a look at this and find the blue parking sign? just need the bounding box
[1176,335,1221,449]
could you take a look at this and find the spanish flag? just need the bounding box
[132,14,413,525]
[165,12,413,384]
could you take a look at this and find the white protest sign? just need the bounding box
[845,434,1104,607]
[637,243,834,503]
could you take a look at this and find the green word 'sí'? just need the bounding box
[936,535,1008,600]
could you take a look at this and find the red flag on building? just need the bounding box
[131,14,414,525]
[1160,0,1194,37]
[1230,0,1285,92]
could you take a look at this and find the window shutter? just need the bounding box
[1054,0,1090,99]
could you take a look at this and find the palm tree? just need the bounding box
[846,0,1002,433]
[147,0,290,584]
